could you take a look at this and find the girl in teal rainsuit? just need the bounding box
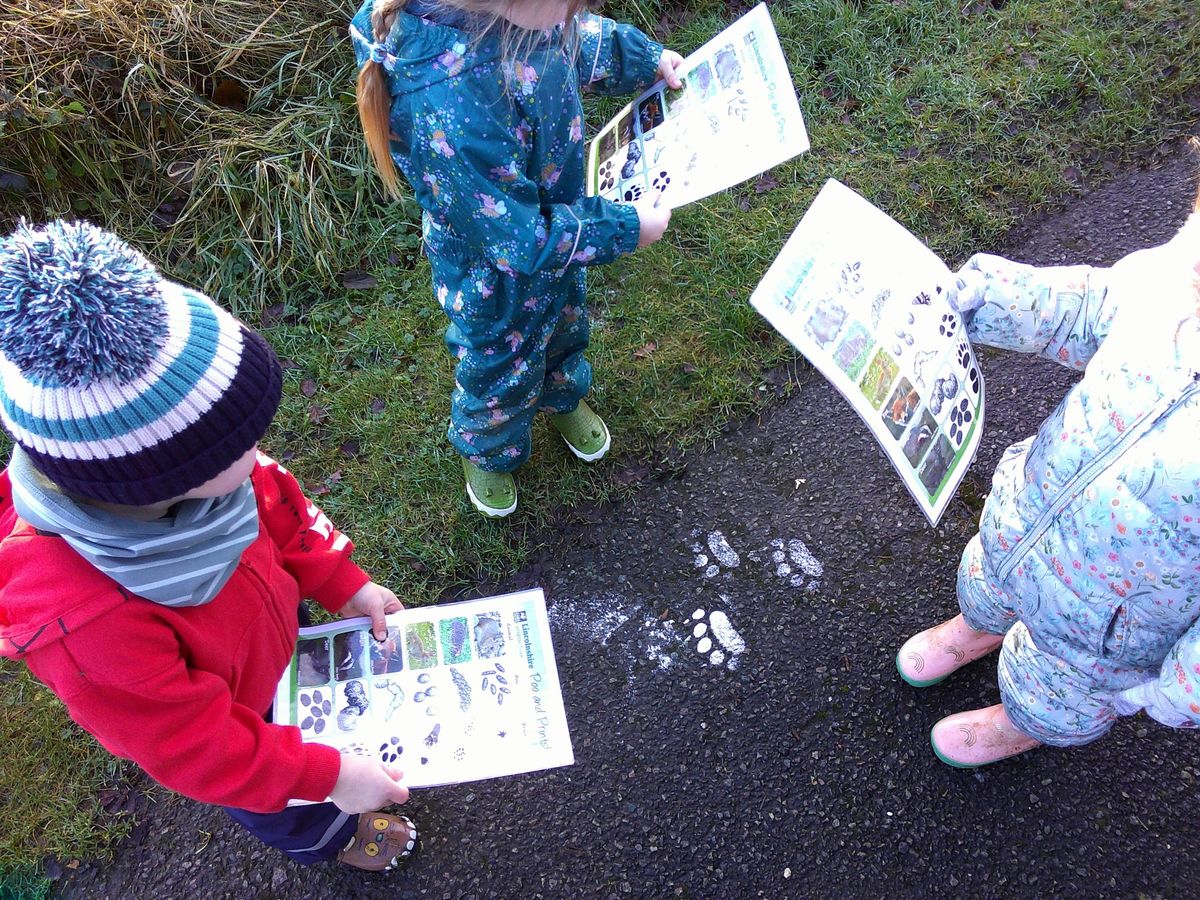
[351,0,681,516]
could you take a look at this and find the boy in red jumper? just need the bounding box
[0,221,416,871]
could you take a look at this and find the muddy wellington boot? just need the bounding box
[929,703,1041,768]
[895,614,1005,687]
[550,399,611,462]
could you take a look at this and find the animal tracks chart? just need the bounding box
[750,179,985,526]
[274,588,573,794]
[585,3,808,211]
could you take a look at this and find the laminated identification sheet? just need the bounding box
[750,179,984,525]
[586,3,808,210]
[274,588,573,790]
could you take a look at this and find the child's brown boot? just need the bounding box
[337,813,418,872]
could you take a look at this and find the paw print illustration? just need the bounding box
[955,339,971,369]
[652,170,671,193]
[378,736,403,764]
[691,529,740,578]
[939,313,959,337]
[690,606,746,670]
[947,396,975,445]
[955,341,981,395]
[623,183,644,202]
[298,689,331,735]
[598,159,616,192]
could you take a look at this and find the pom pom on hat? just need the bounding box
[0,220,168,387]
[0,219,282,506]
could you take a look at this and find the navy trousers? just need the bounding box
[223,603,358,864]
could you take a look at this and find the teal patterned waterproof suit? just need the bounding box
[351,2,663,471]
[952,212,1200,745]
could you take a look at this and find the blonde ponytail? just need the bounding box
[356,0,407,199]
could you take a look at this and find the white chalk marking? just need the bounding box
[787,539,824,577]
[693,623,707,638]
[708,610,746,656]
[697,636,712,654]
[707,530,741,569]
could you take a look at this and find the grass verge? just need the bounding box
[0,0,1197,874]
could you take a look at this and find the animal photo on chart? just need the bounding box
[665,76,693,118]
[714,44,743,89]
[405,621,438,669]
[473,612,506,659]
[688,59,718,100]
[918,434,955,496]
[902,409,938,468]
[440,617,472,665]
[333,631,367,681]
[296,637,331,688]
[882,378,919,439]
[369,626,404,676]
[859,348,900,409]
[637,92,665,134]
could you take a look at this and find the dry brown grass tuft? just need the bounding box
[0,0,417,315]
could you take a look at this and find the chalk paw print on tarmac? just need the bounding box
[750,538,824,592]
[689,604,747,670]
[690,529,823,592]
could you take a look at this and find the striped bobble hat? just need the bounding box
[0,220,282,505]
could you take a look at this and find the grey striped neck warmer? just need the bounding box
[8,447,260,607]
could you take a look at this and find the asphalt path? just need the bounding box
[59,134,1200,899]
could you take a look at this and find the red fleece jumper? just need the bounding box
[0,454,368,813]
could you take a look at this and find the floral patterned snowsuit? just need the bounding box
[953,211,1200,746]
[351,2,663,471]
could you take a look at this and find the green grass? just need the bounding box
[1,0,1198,874]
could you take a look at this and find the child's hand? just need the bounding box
[633,198,672,249]
[329,753,409,814]
[657,49,685,89]
[340,581,404,640]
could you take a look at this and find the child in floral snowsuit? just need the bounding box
[351,0,682,517]
[896,190,1200,767]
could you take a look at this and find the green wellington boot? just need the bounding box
[462,458,517,517]
[550,399,611,462]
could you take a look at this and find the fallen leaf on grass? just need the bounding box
[754,173,780,194]
[300,379,319,397]
[339,440,360,458]
[368,397,387,414]
[340,269,378,290]
[261,303,287,328]
[308,404,329,424]
[633,341,658,359]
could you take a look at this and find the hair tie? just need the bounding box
[350,24,396,71]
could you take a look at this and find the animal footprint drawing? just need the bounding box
[690,606,747,670]
[691,529,823,592]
